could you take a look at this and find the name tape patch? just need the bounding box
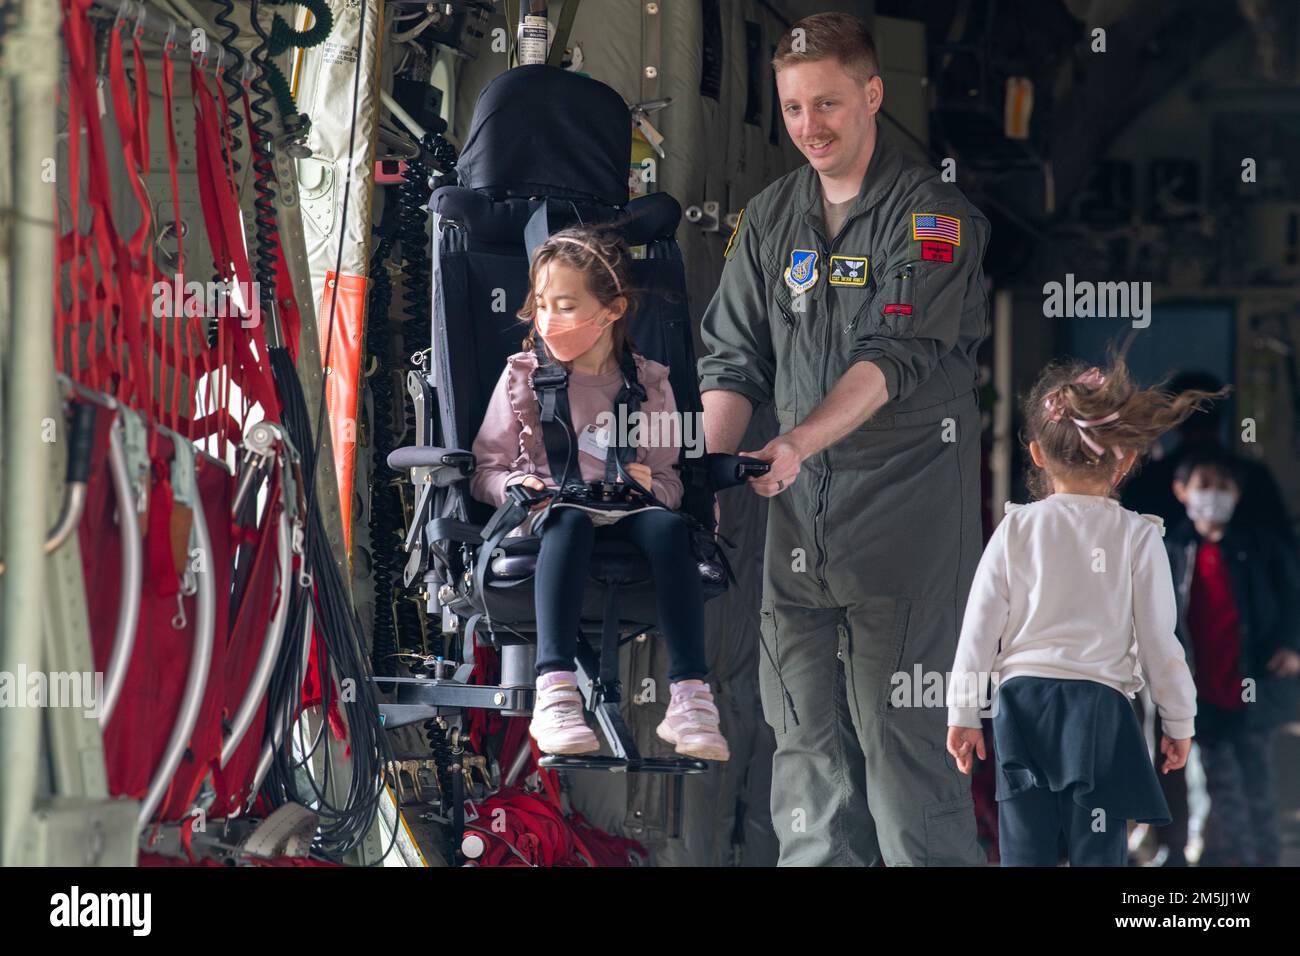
[828,254,869,286]
[921,240,954,263]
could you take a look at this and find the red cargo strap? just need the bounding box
[107,22,154,416]
[61,0,123,395]
[161,41,188,435]
[191,64,281,436]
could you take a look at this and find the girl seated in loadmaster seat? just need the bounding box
[946,357,1225,866]
[469,224,729,762]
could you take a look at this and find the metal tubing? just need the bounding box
[98,422,144,729]
[136,457,216,830]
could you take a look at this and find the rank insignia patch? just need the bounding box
[921,241,953,263]
[912,213,961,245]
[828,255,869,286]
[783,248,819,295]
[724,208,745,260]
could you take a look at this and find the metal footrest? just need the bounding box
[536,754,708,774]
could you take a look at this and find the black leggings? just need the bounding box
[532,506,708,682]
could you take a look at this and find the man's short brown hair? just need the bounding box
[771,12,879,83]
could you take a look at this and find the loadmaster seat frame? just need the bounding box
[381,66,766,776]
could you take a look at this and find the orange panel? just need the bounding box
[318,271,368,551]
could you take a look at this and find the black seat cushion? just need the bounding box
[489,535,726,591]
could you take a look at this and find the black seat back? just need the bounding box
[428,66,709,527]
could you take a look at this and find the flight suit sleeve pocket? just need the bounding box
[875,263,918,338]
[757,604,787,736]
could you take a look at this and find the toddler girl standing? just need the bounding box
[947,358,1224,866]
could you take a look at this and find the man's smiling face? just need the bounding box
[776,58,882,180]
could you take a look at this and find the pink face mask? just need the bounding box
[536,306,616,362]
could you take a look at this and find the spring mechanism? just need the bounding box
[397,140,435,341]
[428,132,459,187]
[422,717,457,808]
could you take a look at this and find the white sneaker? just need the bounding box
[529,671,600,755]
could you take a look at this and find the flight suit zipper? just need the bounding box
[807,203,871,595]
[814,334,832,594]
[778,292,828,591]
[814,227,833,595]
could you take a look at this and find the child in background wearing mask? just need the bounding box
[947,358,1224,866]
[1166,449,1300,866]
[470,224,729,762]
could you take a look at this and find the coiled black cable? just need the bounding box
[246,0,280,317]
[364,232,402,687]
[266,0,334,121]
[428,132,459,186]
[397,140,434,361]
[367,129,459,684]
[206,1,245,352]
[213,0,245,179]
[422,717,456,812]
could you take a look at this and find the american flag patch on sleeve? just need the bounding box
[911,213,961,245]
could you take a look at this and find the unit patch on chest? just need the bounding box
[828,254,869,286]
[783,249,819,295]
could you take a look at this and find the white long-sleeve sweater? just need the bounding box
[946,493,1197,739]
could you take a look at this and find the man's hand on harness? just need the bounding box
[742,436,805,498]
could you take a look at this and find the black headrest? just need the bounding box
[430,188,682,250]
[455,66,631,206]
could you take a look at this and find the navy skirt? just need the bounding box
[992,676,1171,826]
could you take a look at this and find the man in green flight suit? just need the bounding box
[699,12,990,866]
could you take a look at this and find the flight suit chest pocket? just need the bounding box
[774,292,798,338]
[770,290,803,419]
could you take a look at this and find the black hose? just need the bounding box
[262,348,398,862]
[252,0,396,864]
